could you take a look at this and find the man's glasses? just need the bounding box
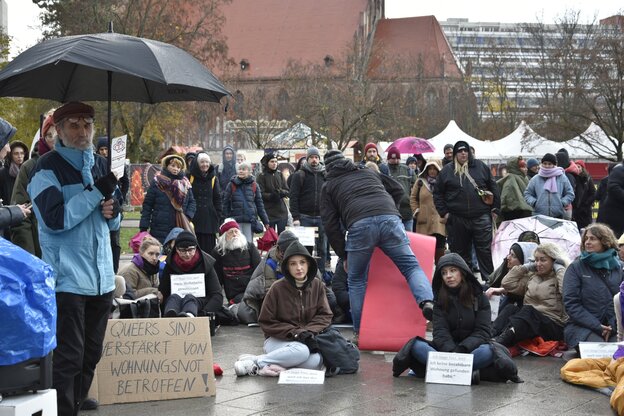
[66,116,95,125]
[176,246,197,254]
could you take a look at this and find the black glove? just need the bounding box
[297,331,319,353]
[140,228,148,232]
[452,345,467,353]
[279,189,289,198]
[110,199,121,218]
[94,172,118,196]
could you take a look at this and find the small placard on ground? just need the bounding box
[278,368,325,384]
[578,342,619,359]
[425,351,474,386]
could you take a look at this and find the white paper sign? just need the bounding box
[489,295,500,322]
[278,368,325,384]
[285,226,316,247]
[170,273,205,297]
[425,351,474,386]
[110,134,127,179]
[578,342,619,359]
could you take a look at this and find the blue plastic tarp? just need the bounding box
[0,238,56,365]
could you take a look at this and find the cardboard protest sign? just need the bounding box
[94,317,215,404]
[170,273,206,297]
[358,232,435,351]
[425,351,474,386]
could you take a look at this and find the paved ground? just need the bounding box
[86,322,615,416]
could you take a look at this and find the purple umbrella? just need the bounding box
[389,137,435,154]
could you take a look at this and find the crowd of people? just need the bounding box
[3,102,624,414]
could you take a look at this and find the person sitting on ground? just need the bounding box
[243,230,345,324]
[524,153,574,219]
[234,241,333,377]
[563,223,623,349]
[159,231,223,318]
[211,218,261,305]
[486,242,538,332]
[405,253,493,381]
[118,236,163,302]
[494,243,570,346]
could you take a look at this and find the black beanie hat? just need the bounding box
[324,150,345,170]
[541,153,557,165]
[174,231,198,248]
[555,150,570,169]
[453,140,470,156]
[277,230,298,253]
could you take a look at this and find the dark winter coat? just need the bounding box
[321,159,403,258]
[256,163,289,221]
[215,145,237,195]
[139,170,196,243]
[258,241,333,339]
[289,164,325,220]
[160,250,223,315]
[387,162,415,221]
[430,253,492,353]
[189,156,222,234]
[599,163,624,236]
[211,241,261,303]
[433,158,500,219]
[222,175,270,225]
[573,171,596,229]
[563,258,623,348]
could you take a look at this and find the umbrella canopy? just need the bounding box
[0,32,230,103]
[491,215,581,267]
[389,136,435,155]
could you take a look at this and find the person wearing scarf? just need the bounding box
[524,153,575,219]
[0,140,29,238]
[410,159,446,264]
[216,145,237,197]
[189,152,222,254]
[563,223,623,349]
[118,236,163,300]
[139,154,196,243]
[159,231,223,317]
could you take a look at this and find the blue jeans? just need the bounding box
[257,337,323,370]
[402,219,413,232]
[300,214,327,274]
[345,214,433,332]
[411,340,494,370]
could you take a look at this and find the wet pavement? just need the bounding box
[88,323,615,416]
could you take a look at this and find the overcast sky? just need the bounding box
[6,0,624,58]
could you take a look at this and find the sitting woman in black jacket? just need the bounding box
[408,253,492,378]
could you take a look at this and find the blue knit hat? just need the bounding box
[527,158,539,169]
[0,117,17,148]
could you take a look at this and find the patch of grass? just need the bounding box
[123,210,141,220]
[120,226,139,255]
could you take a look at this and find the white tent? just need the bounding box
[272,122,326,147]
[565,122,615,159]
[425,120,485,157]
[489,120,543,159]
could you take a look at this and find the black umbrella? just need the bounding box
[0,26,230,167]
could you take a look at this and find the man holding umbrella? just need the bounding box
[28,102,120,416]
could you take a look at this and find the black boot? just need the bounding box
[493,327,516,347]
[471,370,480,385]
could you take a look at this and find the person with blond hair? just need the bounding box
[564,223,623,348]
[494,242,570,346]
[118,236,163,301]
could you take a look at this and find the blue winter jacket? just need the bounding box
[524,174,574,219]
[222,175,270,225]
[139,170,196,243]
[28,146,120,296]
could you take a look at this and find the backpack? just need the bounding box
[315,327,360,375]
[231,181,257,195]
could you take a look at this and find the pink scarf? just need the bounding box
[538,166,564,193]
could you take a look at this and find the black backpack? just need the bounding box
[315,327,360,375]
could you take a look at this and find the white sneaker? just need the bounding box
[237,353,258,362]
[234,359,258,376]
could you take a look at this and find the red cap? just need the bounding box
[364,142,378,154]
[219,219,240,235]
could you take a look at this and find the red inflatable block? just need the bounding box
[358,232,435,352]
